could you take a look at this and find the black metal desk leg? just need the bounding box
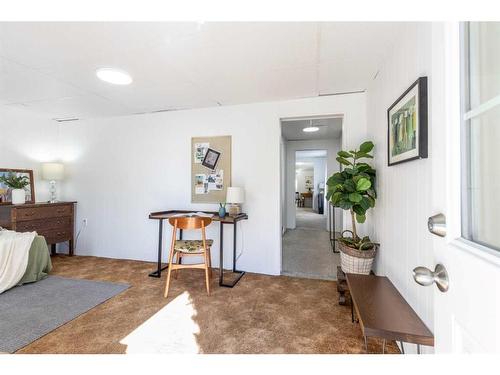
[233,223,237,272]
[219,221,246,288]
[219,222,224,285]
[149,219,168,278]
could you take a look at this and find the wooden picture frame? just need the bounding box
[0,168,36,205]
[387,77,428,166]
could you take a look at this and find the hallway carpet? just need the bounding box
[282,229,339,280]
[16,256,399,354]
[282,208,339,280]
[295,207,327,230]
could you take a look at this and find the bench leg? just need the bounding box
[399,341,405,354]
[382,339,386,354]
[351,300,354,323]
[417,344,421,354]
[364,336,368,353]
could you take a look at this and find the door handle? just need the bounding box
[413,264,449,292]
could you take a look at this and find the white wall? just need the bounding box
[366,22,436,353]
[59,93,366,276]
[280,136,287,234]
[0,106,59,202]
[285,139,342,231]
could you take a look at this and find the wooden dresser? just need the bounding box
[0,201,76,256]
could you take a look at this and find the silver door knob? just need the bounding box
[413,264,449,292]
[428,213,446,237]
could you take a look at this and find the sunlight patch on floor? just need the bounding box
[120,291,200,353]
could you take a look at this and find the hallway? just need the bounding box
[282,208,339,280]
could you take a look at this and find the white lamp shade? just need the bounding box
[226,187,245,203]
[41,163,64,180]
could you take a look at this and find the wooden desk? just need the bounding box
[346,273,434,353]
[0,201,76,256]
[300,192,312,208]
[148,210,248,287]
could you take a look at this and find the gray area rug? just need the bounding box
[0,276,129,353]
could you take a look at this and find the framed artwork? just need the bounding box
[387,76,428,166]
[0,168,36,205]
[305,176,313,190]
[202,148,221,170]
[191,136,231,203]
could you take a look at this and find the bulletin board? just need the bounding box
[191,136,232,203]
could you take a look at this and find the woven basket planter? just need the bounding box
[339,241,377,275]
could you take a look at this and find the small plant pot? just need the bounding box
[218,206,226,217]
[11,188,26,205]
[339,241,377,275]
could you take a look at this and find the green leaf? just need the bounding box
[337,150,351,158]
[348,192,362,203]
[344,179,356,192]
[359,197,371,210]
[326,173,344,186]
[332,192,343,205]
[338,200,353,210]
[366,196,376,208]
[356,214,366,223]
[344,167,358,175]
[352,205,365,215]
[359,141,374,154]
[356,178,371,191]
[355,152,374,159]
[336,156,352,166]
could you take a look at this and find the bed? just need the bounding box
[0,231,52,293]
[17,235,52,285]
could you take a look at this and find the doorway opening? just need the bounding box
[280,116,343,280]
[295,150,327,230]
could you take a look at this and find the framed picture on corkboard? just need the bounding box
[191,136,231,203]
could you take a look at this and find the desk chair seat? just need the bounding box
[164,216,213,298]
[174,239,213,253]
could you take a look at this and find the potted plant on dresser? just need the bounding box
[0,171,30,204]
[326,141,378,275]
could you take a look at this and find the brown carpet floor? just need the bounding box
[17,255,399,354]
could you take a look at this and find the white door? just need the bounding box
[429,22,500,353]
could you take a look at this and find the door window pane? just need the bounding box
[463,22,500,251]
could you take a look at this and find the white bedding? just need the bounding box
[0,229,36,294]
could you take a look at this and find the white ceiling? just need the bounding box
[0,22,403,120]
[282,117,342,141]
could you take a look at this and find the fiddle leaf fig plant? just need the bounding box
[326,141,377,250]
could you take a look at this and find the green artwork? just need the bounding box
[390,96,417,157]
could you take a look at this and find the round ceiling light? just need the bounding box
[303,120,319,132]
[96,68,133,85]
[303,126,319,132]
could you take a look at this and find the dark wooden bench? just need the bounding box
[346,273,434,354]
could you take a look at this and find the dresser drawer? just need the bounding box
[40,228,73,244]
[15,204,73,221]
[15,216,72,232]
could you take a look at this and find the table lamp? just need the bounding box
[226,187,245,216]
[41,162,64,203]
